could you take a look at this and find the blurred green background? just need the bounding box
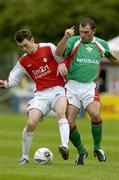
[0,0,119,111]
[0,0,119,53]
[0,2,119,179]
[0,0,119,77]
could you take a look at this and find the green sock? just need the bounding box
[69,128,85,154]
[91,123,102,151]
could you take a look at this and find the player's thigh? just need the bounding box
[27,109,43,130]
[52,86,67,115]
[54,96,67,117]
[28,109,43,122]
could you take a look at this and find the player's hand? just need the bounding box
[111,51,119,58]
[57,63,68,77]
[109,51,119,64]
[0,80,5,88]
[64,26,75,40]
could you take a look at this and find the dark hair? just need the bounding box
[14,29,33,42]
[80,17,96,30]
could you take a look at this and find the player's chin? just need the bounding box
[25,49,31,54]
[26,50,30,54]
[81,38,88,43]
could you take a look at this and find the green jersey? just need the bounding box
[64,36,112,82]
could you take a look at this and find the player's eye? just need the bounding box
[80,31,90,34]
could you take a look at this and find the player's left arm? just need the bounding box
[107,51,119,65]
[103,40,119,65]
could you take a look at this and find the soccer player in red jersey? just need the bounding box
[0,29,69,164]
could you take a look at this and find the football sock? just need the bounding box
[58,118,70,148]
[91,121,102,151]
[70,127,85,154]
[22,128,33,160]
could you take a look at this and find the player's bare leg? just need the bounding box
[19,109,43,165]
[67,104,88,165]
[86,101,106,162]
[54,96,69,160]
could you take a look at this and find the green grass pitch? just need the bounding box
[0,113,119,180]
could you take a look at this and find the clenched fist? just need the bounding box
[0,80,6,88]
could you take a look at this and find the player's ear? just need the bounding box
[31,37,34,43]
[93,28,96,34]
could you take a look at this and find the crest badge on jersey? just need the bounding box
[86,47,93,52]
[42,56,48,62]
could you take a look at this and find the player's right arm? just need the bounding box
[55,26,75,56]
[0,62,26,88]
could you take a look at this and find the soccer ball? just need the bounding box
[34,147,54,165]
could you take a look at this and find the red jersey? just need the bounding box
[19,43,65,91]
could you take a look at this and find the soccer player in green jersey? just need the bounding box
[55,17,119,165]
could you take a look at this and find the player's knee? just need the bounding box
[56,109,66,119]
[90,112,100,123]
[27,122,36,131]
[69,121,75,131]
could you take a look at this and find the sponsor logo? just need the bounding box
[55,93,60,97]
[32,64,51,79]
[86,47,93,52]
[77,58,99,64]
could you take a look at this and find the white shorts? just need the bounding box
[65,80,100,109]
[27,86,66,116]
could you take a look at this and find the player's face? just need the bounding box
[79,24,96,43]
[17,38,35,55]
